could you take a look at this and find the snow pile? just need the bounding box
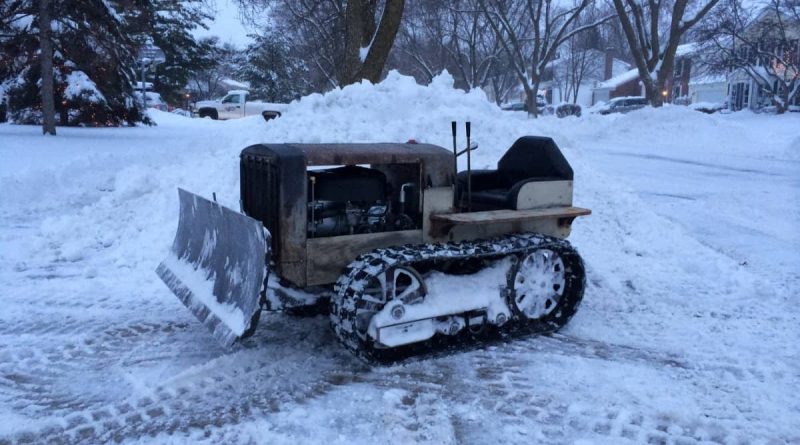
[267,71,505,150]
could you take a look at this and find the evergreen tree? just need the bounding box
[239,33,311,102]
[115,0,215,104]
[0,0,144,126]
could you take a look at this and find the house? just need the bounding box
[540,48,631,107]
[591,68,642,105]
[707,5,799,111]
[725,43,799,111]
[590,43,730,107]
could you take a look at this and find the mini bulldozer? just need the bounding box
[157,123,591,361]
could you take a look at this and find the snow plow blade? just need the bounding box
[156,188,270,348]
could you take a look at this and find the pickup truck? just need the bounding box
[194,90,287,121]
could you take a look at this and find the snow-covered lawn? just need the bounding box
[1,73,798,444]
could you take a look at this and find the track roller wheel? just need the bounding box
[331,265,427,354]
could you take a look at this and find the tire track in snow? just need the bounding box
[1,312,796,444]
[434,336,798,444]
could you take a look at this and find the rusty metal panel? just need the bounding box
[306,230,422,286]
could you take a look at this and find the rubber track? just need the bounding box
[330,232,586,364]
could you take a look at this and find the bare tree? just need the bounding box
[39,0,56,135]
[612,0,721,107]
[394,0,451,83]
[447,1,506,90]
[187,38,243,100]
[393,0,516,103]
[239,0,404,87]
[698,0,799,113]
[552,6,607,104]
[479,0,615,117]
[557,36,596,103]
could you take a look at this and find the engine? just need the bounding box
[307,165,417,238]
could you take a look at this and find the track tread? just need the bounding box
[330,233,586,364]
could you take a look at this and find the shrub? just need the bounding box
[556,103,581,118]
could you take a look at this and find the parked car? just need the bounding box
[598,96,648,115]
[502,94,552,115]
[502,102,528,112]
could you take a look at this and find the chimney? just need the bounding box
[604,47,615,81]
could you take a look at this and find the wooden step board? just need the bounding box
[431,206,591,226]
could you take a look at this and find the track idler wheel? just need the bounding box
[508,244,585,334]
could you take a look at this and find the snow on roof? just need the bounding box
[596,68,640,89]
[611,59,631,78]
[676,42,700,57]
[221,78,250,90]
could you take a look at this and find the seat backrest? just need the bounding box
[497,136,574,181]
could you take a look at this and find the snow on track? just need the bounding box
[0,72,798,444]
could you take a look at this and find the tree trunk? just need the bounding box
[644,77,665,107]
[342,0,404,85]
[775,88,788,114]
[39,0,56,135]
[357,0,404,83]
[525,79,540,118]
[342,0,366,85]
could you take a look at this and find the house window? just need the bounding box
[674,59,683,77]
[672,85,682,102]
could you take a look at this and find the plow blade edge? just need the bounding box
[156,188,270,347]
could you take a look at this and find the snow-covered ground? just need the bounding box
[1,72,798,444]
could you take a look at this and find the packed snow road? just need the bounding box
[1,74,798,444]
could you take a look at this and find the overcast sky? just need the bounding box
[193,0,253,48]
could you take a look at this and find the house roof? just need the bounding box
[676,42,700,57]
[596,68,640,89]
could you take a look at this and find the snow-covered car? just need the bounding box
[134,90,167,111]
[598,96,648,115]
[194,90,287,120]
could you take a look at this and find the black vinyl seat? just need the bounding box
[457,136,573,211]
